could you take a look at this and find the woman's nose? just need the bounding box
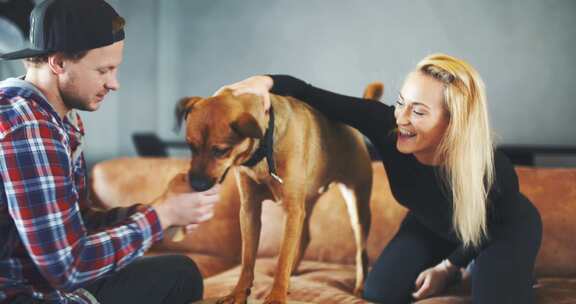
[395,106,410,125]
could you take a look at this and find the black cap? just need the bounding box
[0,0,125,60]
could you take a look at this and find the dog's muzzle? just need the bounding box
[188,172,216,192]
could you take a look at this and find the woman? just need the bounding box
[219,53,542,303]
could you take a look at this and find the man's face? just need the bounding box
[58,40,124,112]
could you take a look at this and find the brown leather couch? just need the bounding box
[90,157,576,303]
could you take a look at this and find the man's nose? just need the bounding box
[106,71,120,91]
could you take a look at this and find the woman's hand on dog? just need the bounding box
[215,75,273,111]
[152,173,220,232]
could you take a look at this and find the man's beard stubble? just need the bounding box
[61,88,95,112]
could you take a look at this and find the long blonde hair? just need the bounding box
[417,53,495,249]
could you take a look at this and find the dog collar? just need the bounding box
[242,107,283,184]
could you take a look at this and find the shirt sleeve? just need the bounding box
[269,74,397,142]
[447,245,480,268]
[81,205,151,233]
[0,121,164,292]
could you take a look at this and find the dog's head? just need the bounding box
[175,90,268,191]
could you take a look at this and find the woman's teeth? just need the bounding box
[399,129,416,137]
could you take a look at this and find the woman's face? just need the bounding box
[394,71,450,165]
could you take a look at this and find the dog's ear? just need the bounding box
[174,96,203,132]
[230,112,264,139]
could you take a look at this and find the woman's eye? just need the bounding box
[395,100,404,107]
[413,110,424,116]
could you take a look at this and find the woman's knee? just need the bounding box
[363,271,413,303]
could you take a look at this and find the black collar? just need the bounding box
[242,107,283,183]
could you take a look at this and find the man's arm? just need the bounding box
[0,121,163,292]
[82,205,145,232]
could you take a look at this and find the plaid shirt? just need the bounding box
[0,78,164,303]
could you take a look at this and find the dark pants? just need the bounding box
[9,255,203,304]
[363,194,542,304]
[84,255,203,304]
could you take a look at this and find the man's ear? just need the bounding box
[47,53,65,74]
[174,96,203,132]
[230,112,264,139]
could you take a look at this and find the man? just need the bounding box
[0,0,219,303]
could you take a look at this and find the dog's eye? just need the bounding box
[212,147,231,158]
[189,145,198,157]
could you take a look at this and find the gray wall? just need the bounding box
[4,0,576,166]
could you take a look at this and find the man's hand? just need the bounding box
[214,75,273,111]
[412,259,459,300]
[152,173,220,233]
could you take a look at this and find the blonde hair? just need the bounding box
[417,53,495,249]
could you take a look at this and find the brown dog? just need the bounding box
[175,84,382,303]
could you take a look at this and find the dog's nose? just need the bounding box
[188,172,215,192]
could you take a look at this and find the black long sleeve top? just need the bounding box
[270,75,523,267]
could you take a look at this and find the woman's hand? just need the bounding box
[412,259,459,300]
[214,75,273,111]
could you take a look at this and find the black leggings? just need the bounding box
[363,194,542,304]
[84,255,203,304]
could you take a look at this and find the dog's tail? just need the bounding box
[363,82,384,101]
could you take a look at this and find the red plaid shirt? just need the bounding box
[0,78,164,303]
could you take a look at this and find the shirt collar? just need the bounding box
[0,76,84,136]
[0,76,50,102]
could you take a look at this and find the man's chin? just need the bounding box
[63,98,101,112]
[90,103,102,111]
[73,104,100,112]
[85,100,104,111]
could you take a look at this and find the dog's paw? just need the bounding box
[215,295,245,304]
[353,285,364,297]
[216,289,250,304]
[263,291,287,304]
[262,300,286,304]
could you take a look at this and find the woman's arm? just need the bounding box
[270,75,396,139]
[218,75,397,141]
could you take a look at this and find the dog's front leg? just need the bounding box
[264,194,306,304]
[217,172,264,304]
